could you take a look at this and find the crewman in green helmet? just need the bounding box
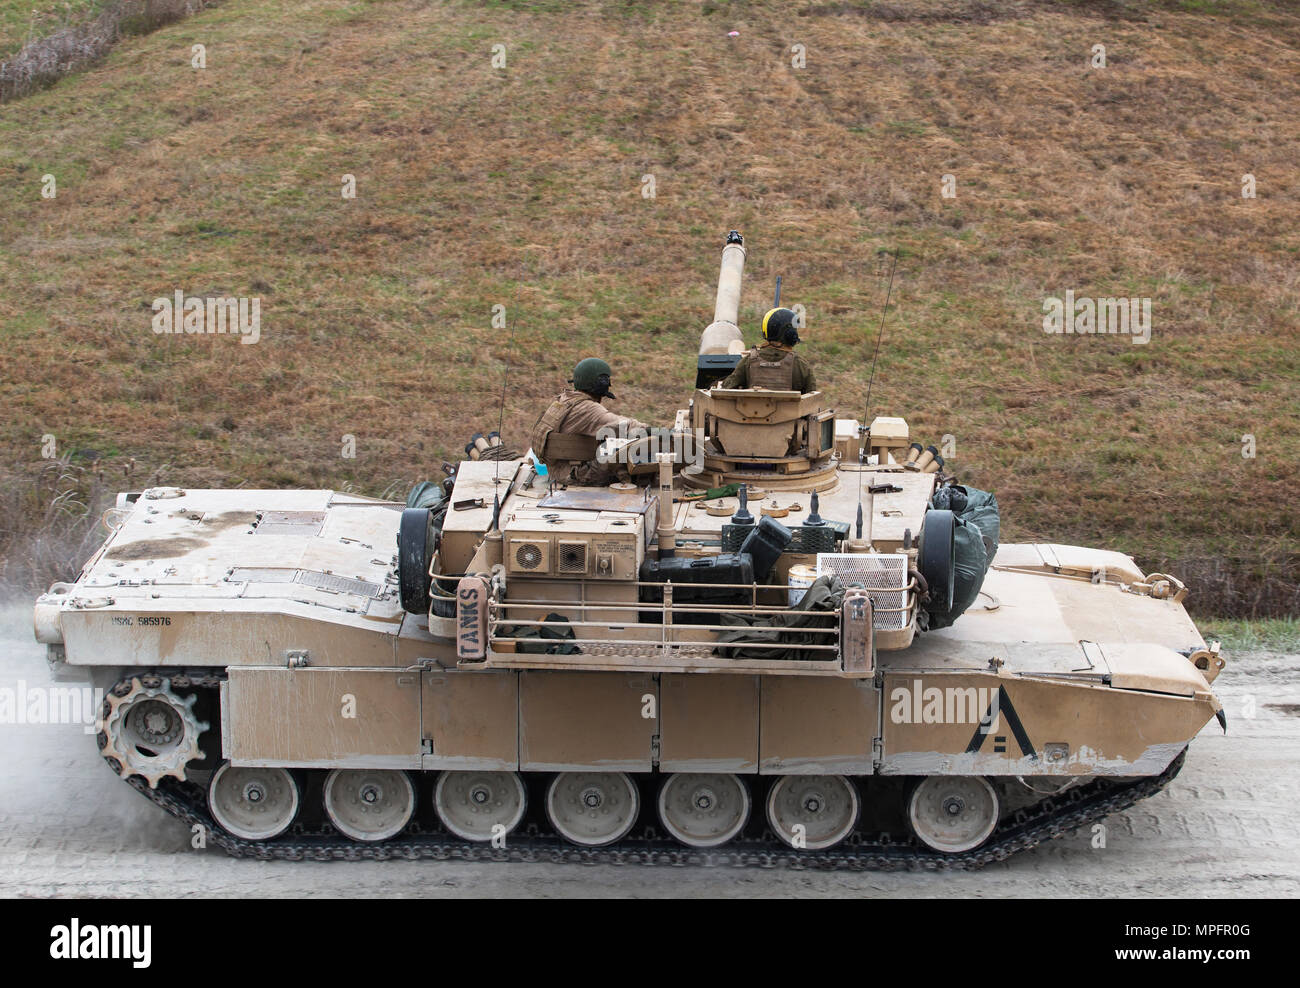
[530,358,648,486]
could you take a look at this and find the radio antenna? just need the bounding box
[773,274,782,307]
[857,248,899,539]
[490,294,518,531]
[863,248,898,429]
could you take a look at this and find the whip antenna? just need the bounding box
[857,248,899,539]
[491,295,518,531]
[863,248,898,429]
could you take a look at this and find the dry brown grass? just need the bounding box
[0,454,105,591]
[0,0,1297,614]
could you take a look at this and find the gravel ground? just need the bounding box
[2,603,1296,898]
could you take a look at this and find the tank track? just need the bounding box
[109,672,1186,870]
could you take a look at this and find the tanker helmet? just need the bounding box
[572,357,616,400]
[761,307,800,346]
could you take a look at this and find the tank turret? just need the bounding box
[685,230,839,491]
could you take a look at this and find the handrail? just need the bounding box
[494,574,914,618]
[530,576,913,593]
[496,599,796,614]
[495,597,911,617]
[495,616,838,636]
[487,635,841,653]
[487,577,844,660]
[465,559,919,662]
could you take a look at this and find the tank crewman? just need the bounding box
[717,306,817,393]
[530,357,648,486]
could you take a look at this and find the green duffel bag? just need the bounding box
[923,485,1001,631]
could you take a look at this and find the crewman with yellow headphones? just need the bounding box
[717,306,817,393]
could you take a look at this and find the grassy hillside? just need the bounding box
[1,0,1297,615]
[0,0,109,57]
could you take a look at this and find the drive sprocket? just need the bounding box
[99,675,208,788]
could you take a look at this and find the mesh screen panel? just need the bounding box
[816,553,910,630]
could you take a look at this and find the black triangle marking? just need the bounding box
[965,685,1036,760]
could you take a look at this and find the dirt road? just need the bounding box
[2,604,1295,898]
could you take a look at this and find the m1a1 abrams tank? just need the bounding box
[32,231,1227,868]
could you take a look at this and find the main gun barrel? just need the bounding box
[699,230,747,357]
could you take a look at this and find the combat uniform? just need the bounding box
[719,344,817,393]
[530,389,648,486]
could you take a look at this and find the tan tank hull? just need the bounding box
[34,480,1221,861]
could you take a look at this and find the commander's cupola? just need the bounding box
[683,232,914,492]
